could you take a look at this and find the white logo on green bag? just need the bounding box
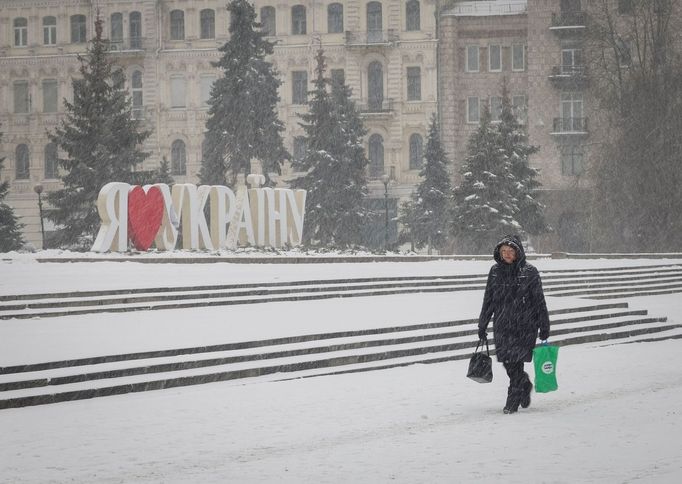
[542,361,554,374]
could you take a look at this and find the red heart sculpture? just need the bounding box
[127,185,164,251]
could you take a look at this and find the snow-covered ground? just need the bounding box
[1,256,681,483]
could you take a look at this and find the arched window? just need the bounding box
[16,144,30,180]
[171,140,187,175]
[292,5,306,35]
[367,2,382,42]
[43,16,57,45]
[131,70,143,119]
[44,143,58,179]
[328,3,343,33]
[130,12,142,49]
[70,15,87,43]
[368,61,383,111]
[110,13,123,43]
[406,1,420,31]
[368,134,384,178]
[14,18,28,47]
[260,7,276,36]
[170,10,185,40]
[200,9,215,39]
[409,134,423,170]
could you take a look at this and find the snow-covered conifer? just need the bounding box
[0,128,25,252]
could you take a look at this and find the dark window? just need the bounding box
[130,12,142,48]
[42,79,58,113]
[407,67,421,101]
[200,9,215,39]
[44,143,58,179]
[367,2,382,41]
[406,0,420,31]
[368,134,384,177]
[16,144,30,179]
[70,15,87,43]
[560,0,581,12]
[292,71,308,104]
[368,61,383,110]
[170,10,185,40]
[561,145,584,176]
[331,69,345,86]
[409,134,423,170]
[43,16,57,45]
[260,6,276,36]
[131,70,143,119]
[111,13,123,43]
[293,137,307,169]
[292,5,306,35]
[14,81,30,113]
[14,18,28,46]
[171,140,187,175]
[328,3,343,33]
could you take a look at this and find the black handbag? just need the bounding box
[467,338,493,383]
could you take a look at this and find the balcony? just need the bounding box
[551,117,588,135]
[357,98,394,115]
[345,30,398,47]
[105,37,148,53]
[548,65,588,88]
[550,11,587,35]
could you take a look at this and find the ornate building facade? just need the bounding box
[0,0,439,248]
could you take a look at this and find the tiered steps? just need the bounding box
[1,302,679,409]
[2,264,682,320]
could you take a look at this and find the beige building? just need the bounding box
[0,0,439,248]
[438,0,594,252]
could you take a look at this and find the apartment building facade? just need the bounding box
[0,0,439,248]
[439,0,594,252]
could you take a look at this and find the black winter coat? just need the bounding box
[478,236,550,363]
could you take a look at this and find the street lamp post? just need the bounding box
[381,174,390,251]
[33,184,46,249]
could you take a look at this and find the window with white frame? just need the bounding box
[42,79,58,113]
[292,5,306,35]
[409,133,423,170]
[200,9,215,39]
[406,67,421,101]
[561,48,582,73]
[406,0,420,31]
[328,3,343,33]
[170,10,185,40]
[560,92,584,130]
[200,75,217,107]
[70,15,87,43]
[131,70,143,118]
[489,45,502,72]
[15,144,30,179]
[14,81,30,113]
[260,7,276,36]
[512,44,525,71]
[44,143,58,179]
[292,71,307,104]
[467,96,480,124]
[512,94,527,124]
[490,96,502,122]
[170,76,186,108]
[171,139,187,175]
[43,16,57,45]
[466,46,479,72]
[14,18,28,47]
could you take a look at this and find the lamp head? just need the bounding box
[34,184,44,195]
[380,174,390,187]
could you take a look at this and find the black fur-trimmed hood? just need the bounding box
[493,234,526,266]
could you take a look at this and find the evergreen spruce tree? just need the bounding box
[0,128,25,251]
[291,49,369,248]
[498,85,548,237]
[46,18,150,249]
[153,156,175,185]
[452,107,519,253]
[410,115,452,253]
[200,0,288,187]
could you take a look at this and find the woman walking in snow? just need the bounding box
[478,235,550,414]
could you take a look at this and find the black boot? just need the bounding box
[520,375,532,409]
[503,391,519,414]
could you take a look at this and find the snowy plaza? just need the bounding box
[1,254,681,483]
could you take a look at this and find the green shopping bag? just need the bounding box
[533,344,559,393]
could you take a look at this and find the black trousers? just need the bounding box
[503,361,529,396]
